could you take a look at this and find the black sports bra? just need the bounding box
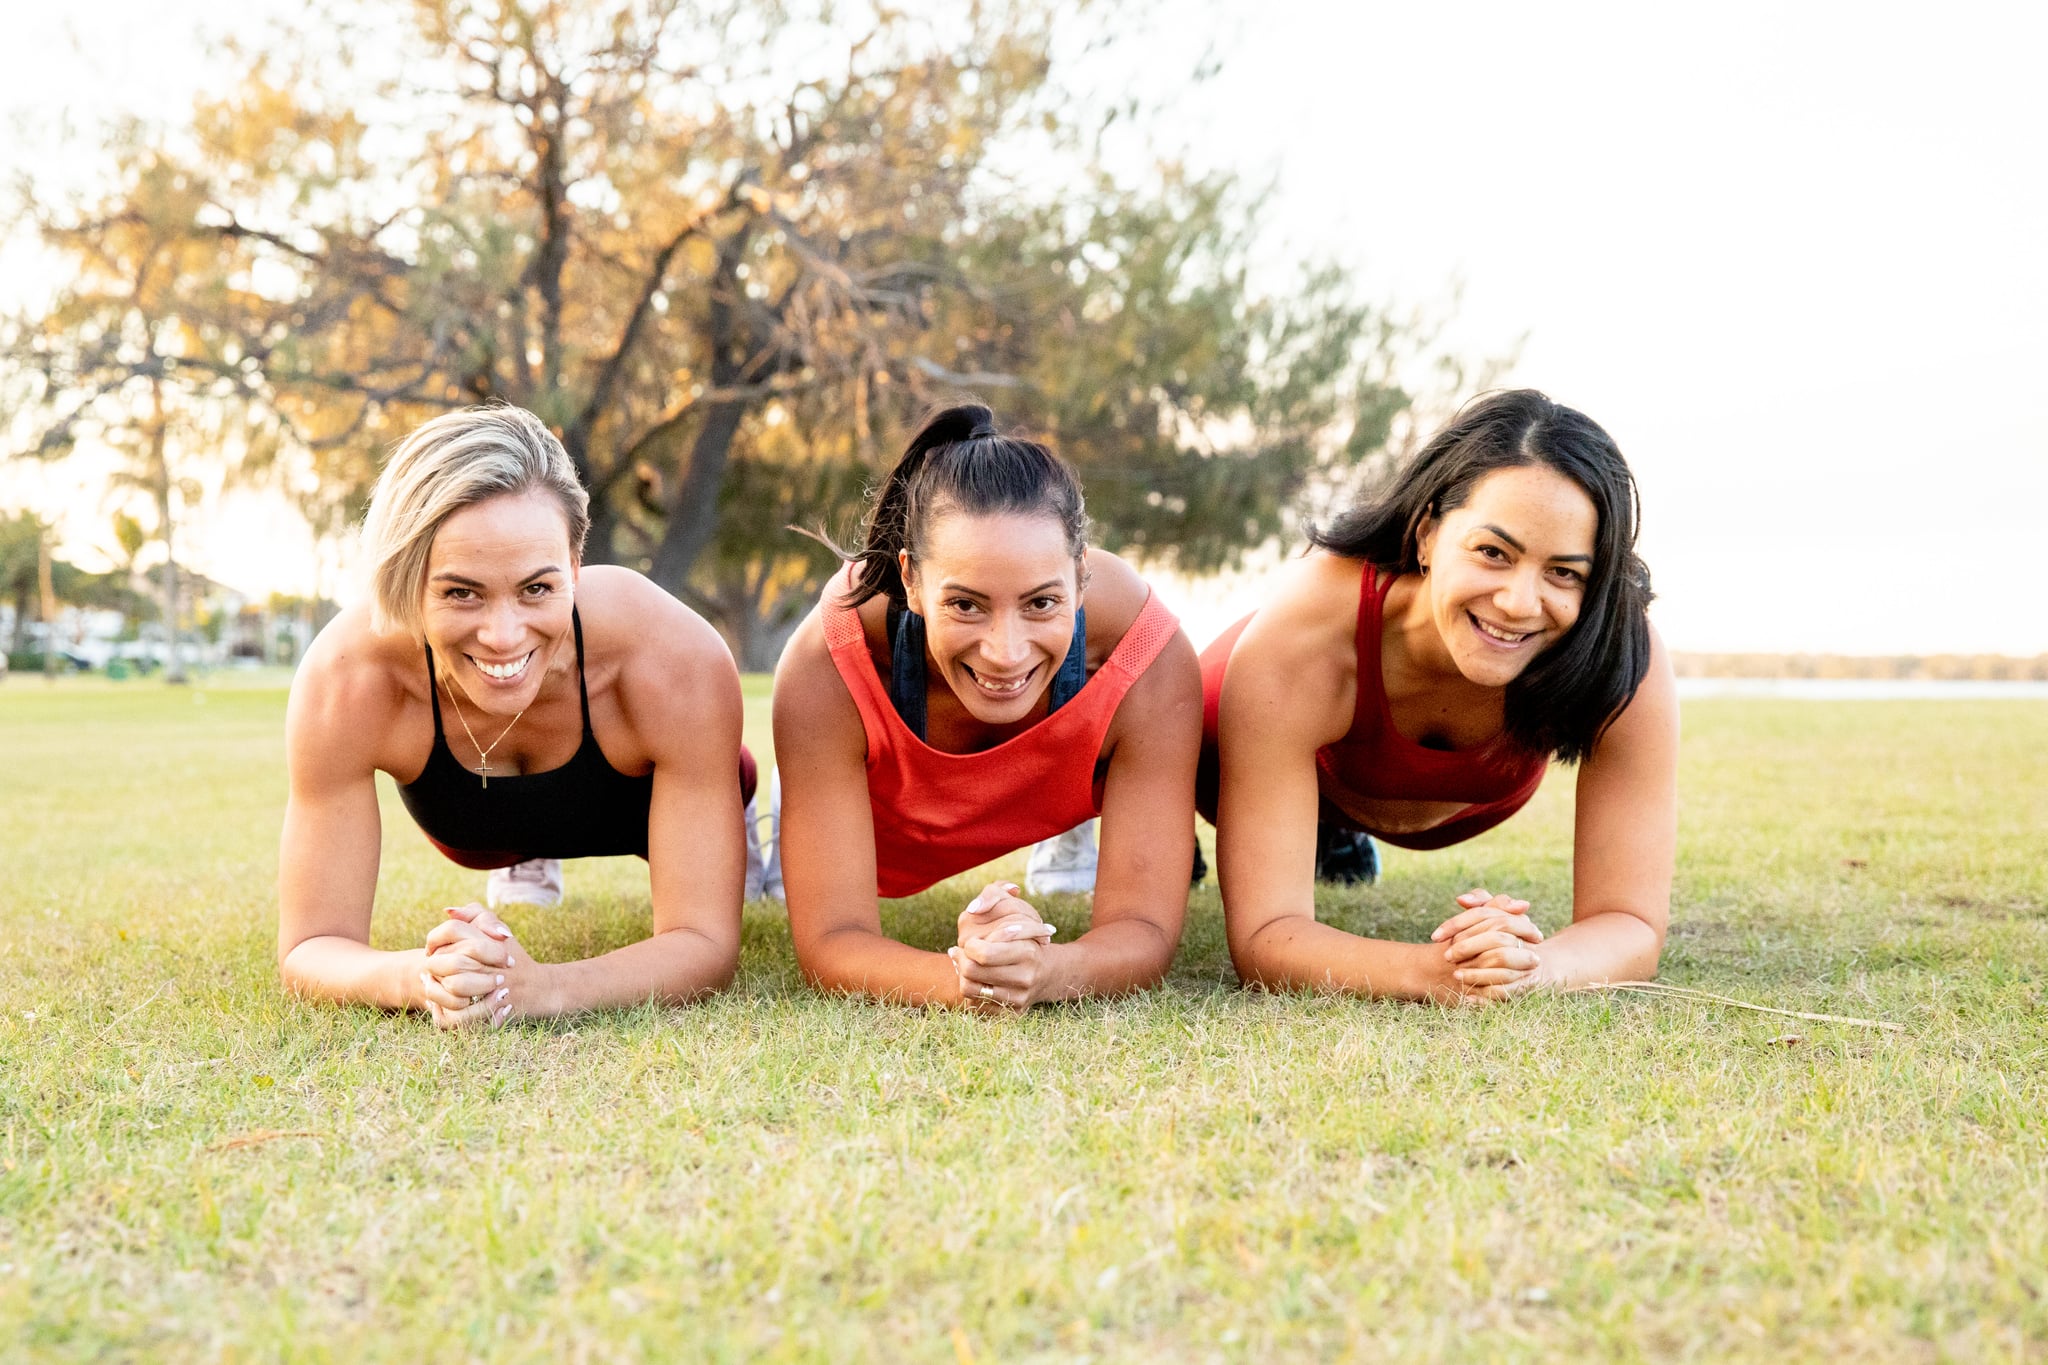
[398,610,653,859]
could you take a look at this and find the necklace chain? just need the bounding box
[441,680,529,789]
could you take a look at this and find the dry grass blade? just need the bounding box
[1570,980,1903,1030]
[205,1129,323,1153]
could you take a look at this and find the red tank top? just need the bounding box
[825,571,1181,896]
[1197,562,1547,850]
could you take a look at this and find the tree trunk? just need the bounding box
[144,385,188,685]
[37,527,57,679]
[646,399,745,596]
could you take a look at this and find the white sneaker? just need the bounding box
[1025,820,1098,896]
[487,857,563,909]
[743,791,766,900]
[760,768,785,902]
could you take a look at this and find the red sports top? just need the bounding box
[1197,562,1548,850]
[824,570,1181,897]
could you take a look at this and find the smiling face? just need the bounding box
[900,509,1083,726]
[1413,463,1598,688]
[420,489,579,715]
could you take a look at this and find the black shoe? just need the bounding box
[1314,823,1379,885]
[1191,840,1208,885]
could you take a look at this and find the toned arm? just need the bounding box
[276,614,430,1009]
[774,609,967,1005]
[520,582,745,1013]
[1030,621,1201,999]
[1216,556,1471,1000]
[1532,627,1678,989]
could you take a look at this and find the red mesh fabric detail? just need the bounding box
[1102,590,1178,680]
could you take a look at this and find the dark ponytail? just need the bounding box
[1308,390,1655,763]
[838,402,1088,608]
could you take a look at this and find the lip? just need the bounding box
[468,650,536,684]
[1467,612,1540,650]
[961,661,1039,700]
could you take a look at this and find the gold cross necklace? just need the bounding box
[441,683,528,788]
[439,633,565,788]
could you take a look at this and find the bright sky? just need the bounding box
[4,0,2044,653]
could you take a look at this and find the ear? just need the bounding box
[1412,508,1441,572]
[897,547,918,599]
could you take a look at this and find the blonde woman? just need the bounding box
[278,406,753,1027]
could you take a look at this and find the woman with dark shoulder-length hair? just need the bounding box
[278,405,756,1027]
[1203,389,1676,1003]
[770,402,1203,1009]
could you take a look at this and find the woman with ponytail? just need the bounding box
[771,403,1202,1009]
[1203,390,1677,1004]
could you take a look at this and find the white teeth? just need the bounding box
[969,669,1030,696]
[474,652,532,680]
[1473,617,1530,644]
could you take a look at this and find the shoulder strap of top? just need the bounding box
[422,640,447,740]
[572,606,593,735]
[1099,588,1178,683]
[1350,564,1392,733]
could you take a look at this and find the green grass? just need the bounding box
[2,675,2044,1361]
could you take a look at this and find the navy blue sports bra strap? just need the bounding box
[887,602,930,741]
[1045,607,1087,716]
[422,641,447,739]
[571,606,593,735]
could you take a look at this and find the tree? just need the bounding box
[2,130,293,682]
[7,0,1451,664]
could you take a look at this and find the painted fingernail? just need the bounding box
[495,988,509,1001]
[496,975,504,985]
[507,955,517,965]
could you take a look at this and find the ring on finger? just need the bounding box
[979,984,995,1000]
[469,994,483,1006]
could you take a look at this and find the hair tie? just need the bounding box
[966,420,998,440]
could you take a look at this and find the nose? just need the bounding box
[1496,567,1542,623]
[476,598,525,653]
[980,611,1032,671]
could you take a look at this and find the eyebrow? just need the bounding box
[938,578,1068,598]
[1476,526,1592,565]
[429,566,566,587]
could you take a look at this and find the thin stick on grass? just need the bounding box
[1570,980,1903,1031]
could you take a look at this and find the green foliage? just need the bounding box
[1,685,2044,1357]
[3,0,1450,663]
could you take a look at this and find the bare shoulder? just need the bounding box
[1223,550,1363,746]
[1595,622,1679,754]
[579,565,737,712]
[1079,548,1151,663]
[770,599,848,719]
[285,605,417,780]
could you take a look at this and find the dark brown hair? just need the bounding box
[839,402,1089,608]
[1308,389,1654,762]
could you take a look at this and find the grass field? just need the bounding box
[2,673,2044,1361]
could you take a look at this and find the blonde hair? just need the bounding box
[360,405,591,638]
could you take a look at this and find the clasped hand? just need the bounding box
[947,881,1058,1011]
[1429,887,1548,1005]
[417,903,535,1029]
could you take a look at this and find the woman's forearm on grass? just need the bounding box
[1534,911,1664,988]
[1041,917,1178,1000]
[1231,916,1459,1001]
[525,925,739,1016]
[797,923,963,1006]
[280,936,428,1011]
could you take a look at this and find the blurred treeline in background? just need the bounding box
[1,0,1494,677]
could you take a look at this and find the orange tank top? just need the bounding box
[824,572,1180,897]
